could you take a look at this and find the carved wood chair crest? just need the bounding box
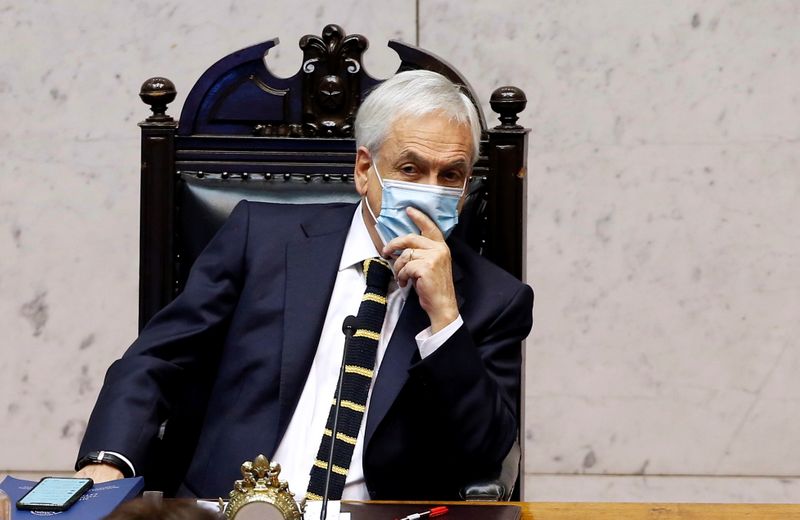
[296,24,367,137]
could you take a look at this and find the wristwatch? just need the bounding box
[75,451,134,478]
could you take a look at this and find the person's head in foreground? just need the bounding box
[103,498,218,520]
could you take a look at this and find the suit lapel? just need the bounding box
[276,204,357,445]
[365,249,466,447]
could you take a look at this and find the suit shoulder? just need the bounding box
[235,201,357,247]
[243,201,355,223]
[450,238,534,298]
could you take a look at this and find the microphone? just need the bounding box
[321,315,357,520]
[341,315,357,336]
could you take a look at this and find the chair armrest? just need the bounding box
[459,439,520,501]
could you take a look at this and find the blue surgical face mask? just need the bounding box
[364,161,466,246]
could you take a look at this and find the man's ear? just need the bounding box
[354,146,372,196]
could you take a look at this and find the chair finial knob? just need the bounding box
[140,77,177,122]
[490,86,527,129]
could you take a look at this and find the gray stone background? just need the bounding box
[1,0,798,502]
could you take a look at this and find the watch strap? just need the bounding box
[75,450,134,478]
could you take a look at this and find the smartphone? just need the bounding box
[16,477,93,511]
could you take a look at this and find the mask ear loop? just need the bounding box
[364,160,385,224]
[458,175,469,197]
[371,160,387,189]
[363,160,397,251]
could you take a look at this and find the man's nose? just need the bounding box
[423,171,443,185]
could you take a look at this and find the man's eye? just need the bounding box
[442,171,464,183]
[400,165,417,175]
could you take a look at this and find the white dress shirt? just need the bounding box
[272,203,462,500]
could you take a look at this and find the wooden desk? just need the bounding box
[350,501,800,520]
[515,502,800,519]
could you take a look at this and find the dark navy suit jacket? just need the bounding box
[79,201,533,500]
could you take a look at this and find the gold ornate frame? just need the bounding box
[219,454,304,520]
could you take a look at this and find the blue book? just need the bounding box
[0,475,144,519]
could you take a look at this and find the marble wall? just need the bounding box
[1,0,798,503]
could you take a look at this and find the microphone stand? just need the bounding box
[321,315,357,520]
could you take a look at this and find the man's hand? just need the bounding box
[75,463,123,483]
[383,207,459,333]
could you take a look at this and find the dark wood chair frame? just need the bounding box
[136,24,529,500]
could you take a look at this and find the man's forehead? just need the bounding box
[381,112,474,159]
[387,111,471,135]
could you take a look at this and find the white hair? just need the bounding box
[354,70,482,164]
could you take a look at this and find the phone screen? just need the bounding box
[16,477,93,511]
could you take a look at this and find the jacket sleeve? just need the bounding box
[77,201,251,471]
[407,281,533,469]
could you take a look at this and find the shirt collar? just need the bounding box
[340,203,409,299]
[339,201,383,272]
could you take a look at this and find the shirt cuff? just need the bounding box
[415,315,464,359]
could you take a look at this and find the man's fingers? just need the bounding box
[380,208,446,256]
[406,207,444,241]
[382,234,436,258]
[395,256,425,288]
[392,247,415,274]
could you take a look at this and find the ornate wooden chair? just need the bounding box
[136,24,529,500]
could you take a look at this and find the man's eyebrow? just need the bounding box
[395,150,469,171]
[444,158,470,172]
[395,150,429,166]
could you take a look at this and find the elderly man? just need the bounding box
[76,70,533,500]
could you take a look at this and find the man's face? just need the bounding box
[355,111,474,227]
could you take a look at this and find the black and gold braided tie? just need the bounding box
[306,257,393,501]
